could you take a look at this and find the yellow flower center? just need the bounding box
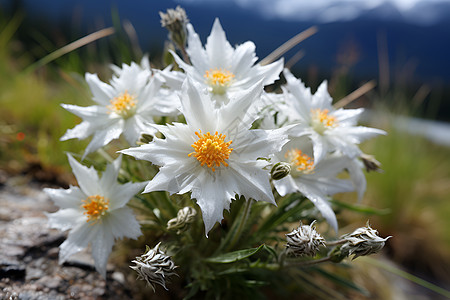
[204,68,235,94]
[285,148,314,175]
[188,130,233,171]
[81,195,110,223]
[311,109,337,134]
[108,91,137,119]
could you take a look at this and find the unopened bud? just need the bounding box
[286,221,325,257]
[130,242,177,291]
[271,162,291,180]
[339,222,391,260]
[167,206,197,234]
[159,6,189,51]
[360,153,382,173]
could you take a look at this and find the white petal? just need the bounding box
[186,24,210,73]
[108,181,147,210]
[61,104,109,120]
[295,181,338,233]
[230,41,257,76]
[99,155,122,193]
[85,73,116,106]
[59,221,100,264]
[312,81,333,109]
[46,208,84,231]
[90,223,115,278]
[67,154,100,196]
[44,186,85,209]
[60,121,95,141]
[83,119,124,157]
[205,18,233,68]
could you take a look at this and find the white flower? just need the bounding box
[272,136,354,232]
[120,78,290,235]
[160,18,283,105]
[61,61,180,158]
[44,154,146,277]
[282,69,386,162]
[130,242,177,291]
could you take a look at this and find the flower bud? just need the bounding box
[339,222,391,260]
[159,6,189,51]
[360,153,382,173]
[130,242,177,291]
[271,162,291,180]
[167,206,197,234]
[286,221,325,257]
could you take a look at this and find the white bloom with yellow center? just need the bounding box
[120,78,290,235]
[282,69,386,163]
[61,61,180,158]
[273,137,354,232]
[44,154,146,277]
[160,18,283,104]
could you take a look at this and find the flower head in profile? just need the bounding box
[130,242,178,291]
[61,61,180,158]
[121,78,290,235]
[282,68,385,162]
[340,222,391,259]
[272,136,354,232]
[160,18,283,105]
[44,154,146,277]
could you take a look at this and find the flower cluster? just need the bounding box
[44,6,389,293]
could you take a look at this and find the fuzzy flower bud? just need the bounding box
[339,222,391,260]
[286,221,325,257]
[159,6,189,51]
[360,153,382,173]
[130,243,177,291]
[167,206,197,234]
[271,162,291,180]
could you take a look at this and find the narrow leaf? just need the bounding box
[205,244,264,264]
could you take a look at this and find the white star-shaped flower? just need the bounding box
[44,154,146,277]
[120,78,290,235]
[272,137,354,232]
[282,69,386,163]
[160,18,284,105]
[61,61,180,158]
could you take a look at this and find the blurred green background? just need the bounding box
[0,1,449,298]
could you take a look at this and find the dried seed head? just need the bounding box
[130,243,177,291]
[286,221,325,257]
[159,6,189,50]
[339,222,391,259]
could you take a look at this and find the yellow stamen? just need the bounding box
[188,130,233,171]
[204,68,235,94]
[81,195,109,223]
[108,91,137,118]
[311,109,337,134]
[285,148,314,174]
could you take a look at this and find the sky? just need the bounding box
[177,0,450,25]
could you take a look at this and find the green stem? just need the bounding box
[285,256,332,267]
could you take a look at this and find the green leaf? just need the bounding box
[331,199,391,215]
[205,244,264,264]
